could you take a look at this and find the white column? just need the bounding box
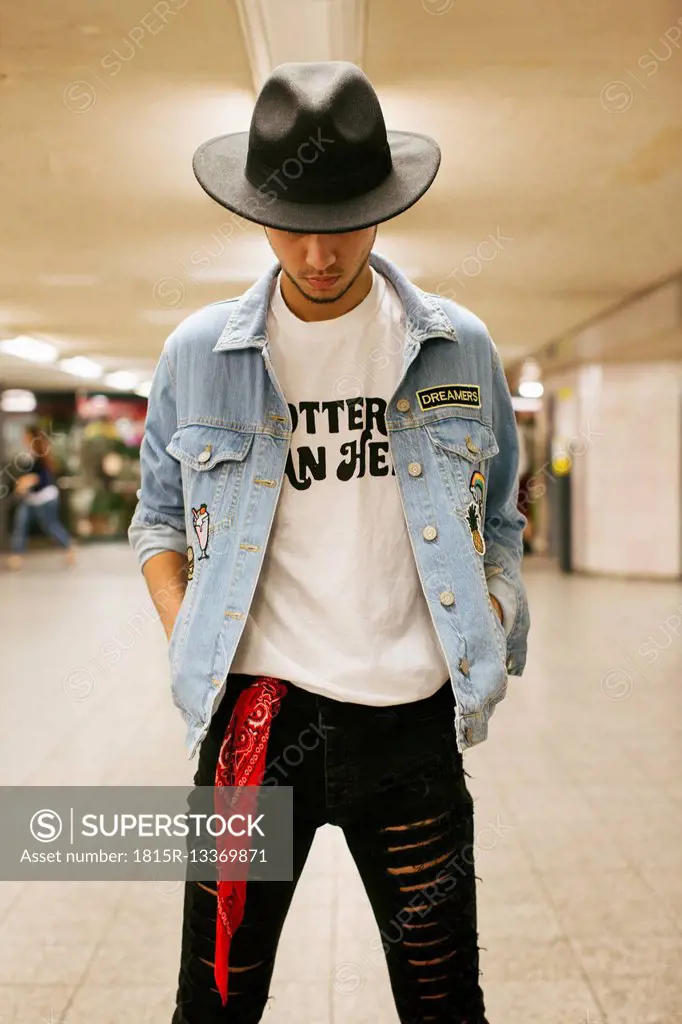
[547,362,682,578]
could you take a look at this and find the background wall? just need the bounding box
[545,362,682,578]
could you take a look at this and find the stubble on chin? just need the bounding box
[286,272,348,306]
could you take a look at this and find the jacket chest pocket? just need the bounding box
[166,424,255,550]
[424,416,499,552]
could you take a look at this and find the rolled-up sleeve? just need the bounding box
[128,339,186,569]
[483,340,530,675]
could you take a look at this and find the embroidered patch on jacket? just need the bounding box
[192,504,210,559]
[186,545,195,581]
[468,470,486,555]
[469,469,485,507]
[466,501,485,555]
[416,384,481,412]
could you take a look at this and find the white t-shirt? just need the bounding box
[231,266,450,705]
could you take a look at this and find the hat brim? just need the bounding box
[192,130,440,233]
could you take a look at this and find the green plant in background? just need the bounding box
[75,418,142,537]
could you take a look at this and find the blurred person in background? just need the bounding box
[6,426,76,570]
[129,61,529,1024]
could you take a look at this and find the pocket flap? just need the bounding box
[425,417,499,462]
[166,424,254,470]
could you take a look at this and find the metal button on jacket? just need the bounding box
[439,590,455,607]
[408,462,422,477]
[422,525,437,541]
[459,657,470,675]
[465,435,479,455]
[465,726,473,742]
[396,398,410,413]
[197,445,212,464]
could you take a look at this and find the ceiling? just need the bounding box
[1,0,681,392]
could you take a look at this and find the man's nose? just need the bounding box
[304,235,337,271]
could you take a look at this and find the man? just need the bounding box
[129,61,529,1024]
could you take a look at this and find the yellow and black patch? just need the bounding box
[416,384,481,412]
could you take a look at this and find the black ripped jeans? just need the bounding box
[172,673,488,1024]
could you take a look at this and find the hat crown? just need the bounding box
[245,61,392,206]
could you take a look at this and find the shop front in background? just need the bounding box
[0,390,147,547]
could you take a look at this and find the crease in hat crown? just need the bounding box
[244,61,392,202]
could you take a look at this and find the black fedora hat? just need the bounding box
[192,61,441,234]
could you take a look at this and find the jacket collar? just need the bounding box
[212,249,458,352]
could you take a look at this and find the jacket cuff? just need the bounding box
[485,565,517,639]
[485,564,529,676]
[128,520,187,570]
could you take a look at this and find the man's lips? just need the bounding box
[305,275,341,288]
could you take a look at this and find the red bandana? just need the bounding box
[213,676,288,1006]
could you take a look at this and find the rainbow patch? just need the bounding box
[469,470,485,502]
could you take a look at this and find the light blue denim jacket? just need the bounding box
[129,250,530,759]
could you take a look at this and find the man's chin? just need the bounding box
[297,279,347,304]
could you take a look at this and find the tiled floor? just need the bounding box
[1,545,681,1023]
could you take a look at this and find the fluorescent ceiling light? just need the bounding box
[104,371,139,390]
[512,395,542,413]
[236,0,367,91]
[136,380,152,397]
[59,356,103,379]
[517,357,543,400]
[0,335,58,364]
[518,381,544,399]
[1,389,37,413]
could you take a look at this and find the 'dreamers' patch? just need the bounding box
[416,384,481,412]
